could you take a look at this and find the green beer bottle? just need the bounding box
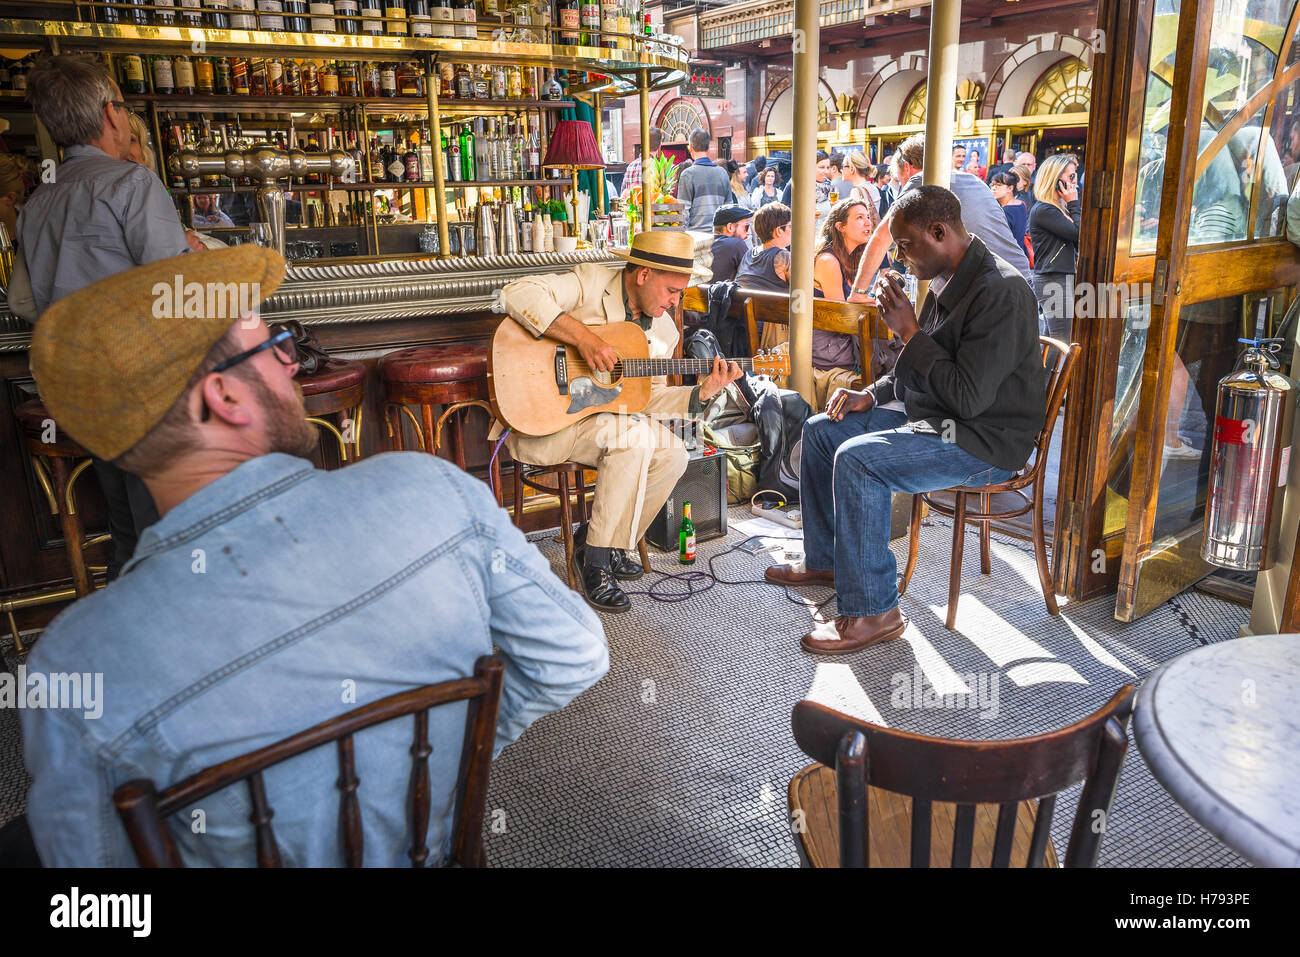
[678,501,696,564]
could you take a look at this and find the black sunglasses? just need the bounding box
[210,328,297,374]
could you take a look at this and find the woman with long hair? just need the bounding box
[990,169,1030,260]
[0,153,33,239]
[750,167,781,208]
[839,151,879,208]
[722,158,753,208]
[810,198,878,380]
[1029,152,1081,341]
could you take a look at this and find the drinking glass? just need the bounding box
[248,223,273,248]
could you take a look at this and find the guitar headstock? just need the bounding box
[752,351,791,377]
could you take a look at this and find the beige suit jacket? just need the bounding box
[491,263,694,441]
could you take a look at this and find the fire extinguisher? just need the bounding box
[1201,337,1298,571]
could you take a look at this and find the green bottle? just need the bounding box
[678,501,696,565]
[459,123,475,181]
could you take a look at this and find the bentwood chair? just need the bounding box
[787,685,1135,868]
[113,656,504,868]
[898,336,1081,630]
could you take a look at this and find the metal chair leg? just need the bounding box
[557,471,576,589]
[946,492,967,630]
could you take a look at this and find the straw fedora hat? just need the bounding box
[611,229,697,275]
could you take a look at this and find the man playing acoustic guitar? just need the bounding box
[496,231,744,614]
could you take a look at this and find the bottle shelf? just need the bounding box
[124,93,575,112]
[168,179,568,192]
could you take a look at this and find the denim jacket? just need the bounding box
[21,452,608,867]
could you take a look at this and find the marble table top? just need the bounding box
[1134,634,1300,868]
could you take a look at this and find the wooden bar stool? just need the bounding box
[12,398,111,649]
[297,358,366,466]
[512,461,650,589]
[379,343,502,503]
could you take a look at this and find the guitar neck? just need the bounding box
[620,357,758,377]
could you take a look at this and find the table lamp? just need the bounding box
[544,120,605,236]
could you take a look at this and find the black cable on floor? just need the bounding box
[621,539,839,617]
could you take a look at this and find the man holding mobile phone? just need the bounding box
[766,186,1045,654]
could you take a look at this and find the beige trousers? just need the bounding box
[507,397,689,550]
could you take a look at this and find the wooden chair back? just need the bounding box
[680,284,890,377]
[1019,336,1082,485]
[791,684,1135,867]
[113,655,505,868]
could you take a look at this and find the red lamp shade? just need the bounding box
[544,120,605,170]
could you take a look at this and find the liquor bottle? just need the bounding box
[321,60,340,95]
[361,61,380,96]
[580,0,598,45]
[506,64,522,99]
[173,55,196,95]
[558,0,579,44]
[643,11,651,39]
[258,0,285,29]
[491,64,506,99]
[9,59,24,93]
[528,122,540,177]
[334,0,359,32]
[404,138,420,181]
[473,63,490,99]
[448,129,462,182]
[524,65,538,98]
[284,57,303,93]
[452,0,475,38]
[283,0,309,30]
[406,0,431,35]
[339,59,359,96]
[482,0,498,16]
[474,118,491,181]
[454,62,473,99]
[230,0,259,27]
[249,57,268,95]
[302,59,320,94]
[459,123,475,181]
[542,69,562,100]
[204,0,231,27]
[418,129,434,180]
[267,57,285,95]
[346,131,364,183]
[359,0,382,33]
[121,0,150,25]
[439,61,455,97]
[121,54,147,95]
[385,0,408,34]
[600,0,616,48]
[152,54,175,95]
[379,61,397,96]
[616,0,630,50]
[368,136,383,181]
[521,200,533,251]
[429,0,452,36]
[195,56,215,94]
[678,502,695,563]
[309,0,336,30]
[214,56,235,94]
[153,0,175,24]
[396,60,420,96]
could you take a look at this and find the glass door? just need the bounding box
[1113,0,1300,620]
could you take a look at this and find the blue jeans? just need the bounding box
[800,408,1015,617]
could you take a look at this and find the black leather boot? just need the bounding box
[573,524,644,582]
[572,546,631,614]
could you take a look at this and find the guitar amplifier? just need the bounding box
[645,448,730,551]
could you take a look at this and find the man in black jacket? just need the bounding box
[767,186,1045,653]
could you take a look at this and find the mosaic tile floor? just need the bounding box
[1,506,1251,867]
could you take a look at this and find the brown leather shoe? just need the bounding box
[765,564,835,587]
[801,608,908,655]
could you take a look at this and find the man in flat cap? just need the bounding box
[496,230,743,613]
[19,247,609,867]
[709,204,753,284]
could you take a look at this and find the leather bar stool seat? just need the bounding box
[296,358,366,465]
[379,343,500,503]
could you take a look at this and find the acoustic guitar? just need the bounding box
[488,319,790,436]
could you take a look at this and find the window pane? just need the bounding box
[1131,0,1183,255]
[1202,0,1291,129]
[1188,108,1260,245]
